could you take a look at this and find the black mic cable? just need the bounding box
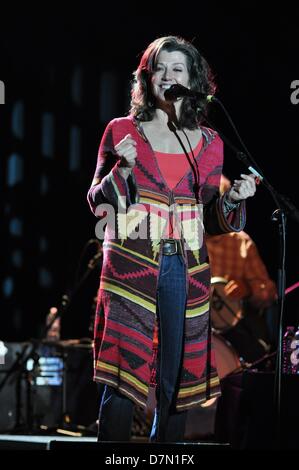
[167,121,200,203]
[180,128,201,198]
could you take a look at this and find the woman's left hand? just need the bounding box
[227,173,257,202]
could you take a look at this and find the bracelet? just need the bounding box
[223,193,241,212]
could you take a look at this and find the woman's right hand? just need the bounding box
[115,134,137,169]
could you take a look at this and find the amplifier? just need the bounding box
[0,341,98,433]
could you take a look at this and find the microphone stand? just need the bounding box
[197,100,299,449]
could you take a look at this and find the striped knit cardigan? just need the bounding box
[87,116,246,411]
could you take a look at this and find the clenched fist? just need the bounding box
[115,134,137,178]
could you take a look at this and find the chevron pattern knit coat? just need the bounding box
[87,116,246,411]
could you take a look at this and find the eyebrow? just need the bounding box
[156,62,186,66]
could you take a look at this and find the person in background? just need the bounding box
[87,36,257,443]
[206,175,278,361]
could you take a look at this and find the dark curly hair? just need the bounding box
[129,36,216,130]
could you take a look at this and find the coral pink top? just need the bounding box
[155,137,203,190]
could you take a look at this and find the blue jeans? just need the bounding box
[97,254,187,442]
[98,385,134,441]
[150,254,187,441]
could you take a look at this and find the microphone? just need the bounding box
[164,84,214,102]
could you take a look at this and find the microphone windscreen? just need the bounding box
[164,84,187,101]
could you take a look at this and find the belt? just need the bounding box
[161,239,183,256]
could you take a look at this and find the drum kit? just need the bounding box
[210,277,275,379]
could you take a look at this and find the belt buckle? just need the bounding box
[163,239,177,255]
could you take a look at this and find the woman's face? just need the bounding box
[151,49,190,104]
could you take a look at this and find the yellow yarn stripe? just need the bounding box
[178,376,220,398]
[96,361,148,394]
[106,241,159,266]
[100,281,156,313]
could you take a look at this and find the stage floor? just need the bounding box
[0,433,230,451]
[0,434,97,450]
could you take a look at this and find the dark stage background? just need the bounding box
[1,5,299,342]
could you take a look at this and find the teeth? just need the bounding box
[160,85,173,89]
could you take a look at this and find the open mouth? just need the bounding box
[159,84,174,89]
